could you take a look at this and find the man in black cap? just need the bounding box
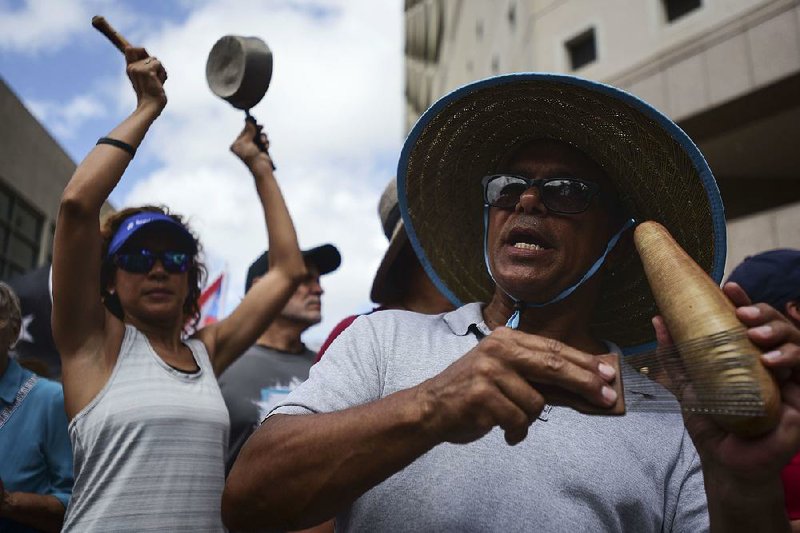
[727,248,800,526]
[218,244,341,471]
[728,249,800,328]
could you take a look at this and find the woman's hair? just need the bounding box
[100,205,207,330]
[0,282,22,351]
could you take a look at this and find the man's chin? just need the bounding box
[493,279,562,305]
[283,312,322,326]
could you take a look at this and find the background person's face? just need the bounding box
[280,263,323,326]
[486,139,619,303]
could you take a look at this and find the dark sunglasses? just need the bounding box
[482,174,602,214]
[114,249,192,274]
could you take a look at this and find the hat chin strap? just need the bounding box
[482,206,636,329]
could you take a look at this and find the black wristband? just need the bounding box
[96,137,136,158]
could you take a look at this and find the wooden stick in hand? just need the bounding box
[91,15,131,53]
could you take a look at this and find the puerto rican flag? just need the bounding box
[198,271,226,328]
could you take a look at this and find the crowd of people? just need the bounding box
[1,36,800,533]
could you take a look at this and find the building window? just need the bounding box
[0,182,43,280]
[663,0,702,22]
[476,20,483,40]
[565,28,597,71]
[508,3,516,28]
[46,222,55,264]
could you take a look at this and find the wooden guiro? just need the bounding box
[634,220,780,437]
[91,16,131,54]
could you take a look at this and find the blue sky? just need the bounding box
[0,0,404,345]
[0,1,196,199]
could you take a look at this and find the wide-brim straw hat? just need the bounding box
[397,73,726,354]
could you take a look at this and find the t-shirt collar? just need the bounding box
[442,302,489,336]
[0,358,26,405]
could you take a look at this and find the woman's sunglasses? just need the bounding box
[482,174,602,214]
[114,249,192,274]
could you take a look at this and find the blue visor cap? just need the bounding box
[107,212,197,257]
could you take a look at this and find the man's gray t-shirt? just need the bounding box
[219,344,315,472]
[270,303,709,532]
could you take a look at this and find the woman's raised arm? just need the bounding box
[198,121,306,375]
[52,47,167,415]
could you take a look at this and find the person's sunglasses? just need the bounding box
[482,174,602,214]
[114,249,191,274]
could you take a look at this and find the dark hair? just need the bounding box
[100,205,207,331]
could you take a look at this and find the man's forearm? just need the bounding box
[222,386,439,531]
[0,491,66,533]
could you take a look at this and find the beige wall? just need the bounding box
[0,77,75,219]
[726,199,800,276]
[405,0,800,272]
[407,0,800,113]
[0,76,114,274]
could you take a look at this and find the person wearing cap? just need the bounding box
[223,74,800,532]
[52,45,306,531]
[727,249,800,528]
[728,249,800,328]
[316,179,453,361]
[219,244,341,472]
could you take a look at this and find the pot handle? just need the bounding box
[245,112,276,171]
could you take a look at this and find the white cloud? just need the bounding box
[27,94,106,139]
[0,0,87,52]
[0,0,139,53]
[118,0,404,345]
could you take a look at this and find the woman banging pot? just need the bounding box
[52,44,306,531]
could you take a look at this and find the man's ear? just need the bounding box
[785,300,800,327]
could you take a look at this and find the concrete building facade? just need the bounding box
[0,76,113,281]
[404,0,800,274]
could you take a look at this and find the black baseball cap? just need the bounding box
[245,244,341,292]
[727,249,800,312]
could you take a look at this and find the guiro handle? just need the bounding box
[634,221,780,437]
[91,16,131,54]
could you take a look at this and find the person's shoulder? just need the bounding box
[30,375,64,399]
[354,304,477,339]
[25,376,67,421]
[219,344,275,377]
[331,314,360,330]
[356,307,450,329]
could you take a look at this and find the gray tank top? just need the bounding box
[62,325,229,532]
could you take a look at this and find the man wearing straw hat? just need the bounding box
[223,74,800,532]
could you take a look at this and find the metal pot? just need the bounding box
[206,35,273,111]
